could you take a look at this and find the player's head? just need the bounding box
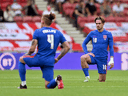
[41,13,55,27]
[95,16,105,31]
[47,5,51,11]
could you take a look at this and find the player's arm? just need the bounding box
[108,33,114,69]
[26,39,38,55]
[82,32,92,54]
[26,29,38,55]
[55,41,70,63]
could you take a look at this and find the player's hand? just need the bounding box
[55,58,59,64]
[110,63,114,69]
[87,53,95,57]
[108,57,114,69]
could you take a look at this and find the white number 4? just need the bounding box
[47,34,54,49]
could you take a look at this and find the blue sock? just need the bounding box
[18,62,26,81]
[47,79,57,89]
[82,68,89,77]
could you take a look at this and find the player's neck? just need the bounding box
[98,28,104,32]
[41,24,50,28]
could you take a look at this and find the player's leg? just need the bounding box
[80,54,96,82]
[18,55,38,89]
[97,57,107,82]
[18,56,27,89]
[41,66,64,89]
[99,74,106,82]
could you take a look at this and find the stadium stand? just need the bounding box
[1,0,128,52]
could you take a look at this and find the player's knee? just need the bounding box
[80,54,89,61]
[45,84,48,89]
[19,56,23,62]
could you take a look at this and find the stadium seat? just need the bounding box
[115,17,125,22]
[32,16,41,22]
[77,17,88,28]
[125,16,128,22]
[105,16,116,22]
[1,2,10,9]
[82,27,92,34]
[72,43,83,51]
[37,10,43,16]
[20,3,26,7]
[14,16,23,22]
[23,16,32,22]
[87,16,96,22]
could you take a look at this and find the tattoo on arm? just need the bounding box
[32,40,35,45]
[27,39,37,55]
[57,48,67,60]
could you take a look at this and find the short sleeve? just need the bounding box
[33,29,38,40]
[59,32,66,44]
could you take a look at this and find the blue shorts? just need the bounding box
[89,55,107,74]
[23,55,54,81]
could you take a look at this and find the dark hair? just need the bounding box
[6,5,11,12]
[94,16,105,24]
[43,13,55,26]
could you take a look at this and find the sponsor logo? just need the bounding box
[0,53,16,70]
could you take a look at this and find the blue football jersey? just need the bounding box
[82,29,114,57]
[32,27,66,65]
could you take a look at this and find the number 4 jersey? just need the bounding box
[33,27,66,66]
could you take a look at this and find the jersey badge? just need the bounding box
[103,35,107,40]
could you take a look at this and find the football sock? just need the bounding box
[18,61,26,82]
[82,68,89,77]
[21,81,26,86]
[47,79,57,89]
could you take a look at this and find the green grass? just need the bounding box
[0,70,128,96]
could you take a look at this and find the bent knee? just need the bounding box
[45,85,48,89]
[19,56,23,62]
[19,56,25,64]
[80,54,90,61]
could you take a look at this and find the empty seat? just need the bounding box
[23,16,32,22]
[72,43,83,51]
[87,16,96,22]
[105,16,116,22]
[37,10,43,16]
[115,17,125,22]
[14,16,23,22]
[32,16,41,22]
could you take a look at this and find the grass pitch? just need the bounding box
[0,70,128,96]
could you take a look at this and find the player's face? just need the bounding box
[96,20,104,30]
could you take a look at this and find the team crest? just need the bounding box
[103,35,107,40]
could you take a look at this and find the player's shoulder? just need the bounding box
[89,30,97,35]
[104,29,112,35]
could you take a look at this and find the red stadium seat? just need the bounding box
[87,16,96,22]
[37,10,43,16]
[1,2,10,9]
[115,17,125,22]
[20,3,27,7]
[23,16,32,22]
[77,17,88,28]
[105,16,116,22]
[72,43,83,51]
[32,16,41,22]
[125,16,128,22]
[14,16,23,22]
